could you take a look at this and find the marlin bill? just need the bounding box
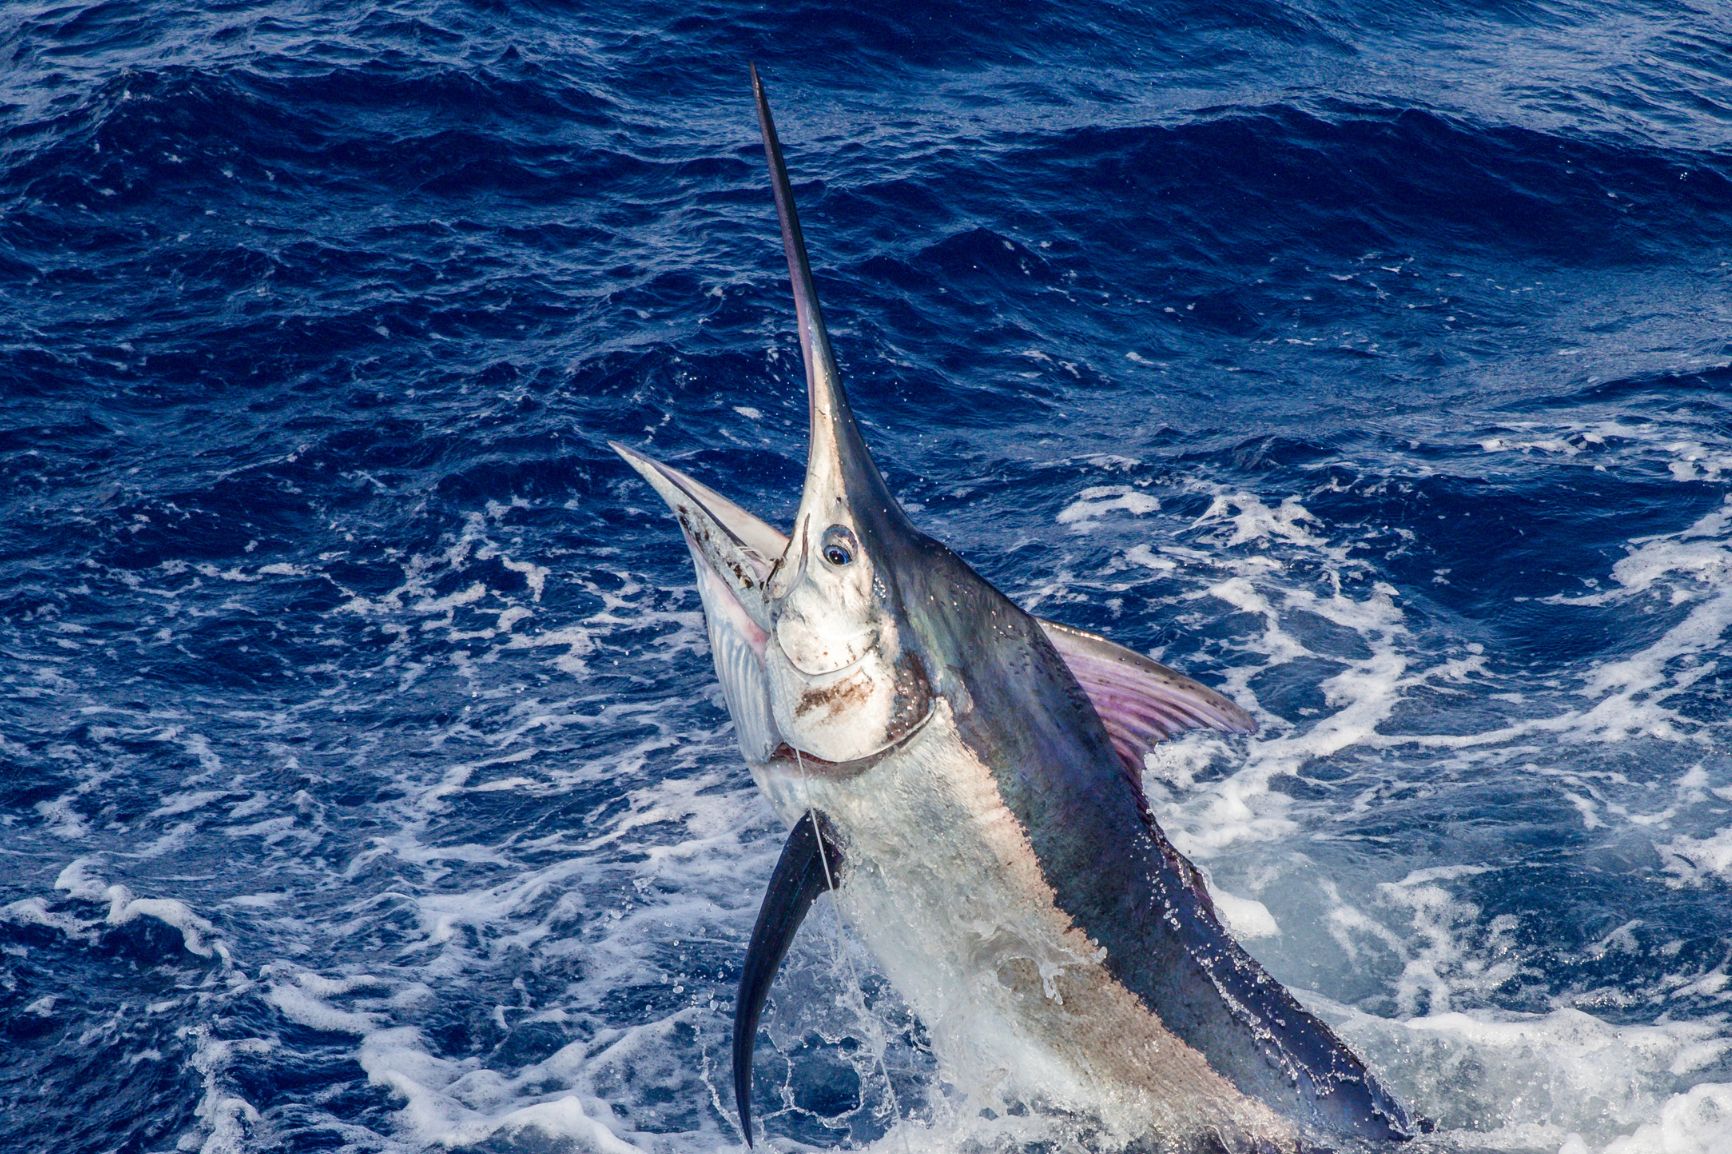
[612,68,1423,1154]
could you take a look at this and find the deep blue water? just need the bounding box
[3,2,1731,1152]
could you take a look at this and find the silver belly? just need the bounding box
[751,701,1296,1152]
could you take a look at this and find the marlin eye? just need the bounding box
[821,526,856,567]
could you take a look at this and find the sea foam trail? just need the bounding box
[247,401,1732,1154]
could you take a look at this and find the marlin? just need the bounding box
[613,68,1421,1153]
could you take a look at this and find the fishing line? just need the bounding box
[793,747,911,1150]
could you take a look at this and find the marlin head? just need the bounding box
[613,74,945,1145]
[613,67,933,775]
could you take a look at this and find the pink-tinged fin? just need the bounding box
[1037,618,1256,776]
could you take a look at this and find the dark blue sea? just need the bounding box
[4,2,1731,1151]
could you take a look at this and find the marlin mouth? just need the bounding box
[610,441,784,628]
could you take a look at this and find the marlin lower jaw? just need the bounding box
[688,535,770,656]
[610,441,782,634]
[764,701,936,778]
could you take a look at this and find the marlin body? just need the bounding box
[614,69,1420,1153]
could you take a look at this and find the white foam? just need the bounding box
[266,980,381,1036]
[357,1026,650,1152]
[1056,485,1161,528]
[502,555,549,602]
[503,623,597,676]
[1374,868,1519,1017]
[34,796,89,838]
[412,580,489,615]
[185,1027,268,1154]
[0,897,96,942]
[325,500,579,674]
[54,858,232,965]
[1147,489,1440,857]
[1659,826,1732,887]
[1193,491,1324,548]
[108,892,229,962]
[1211,889,1281,939]
[1367,1008,1732,1152]
[1595,1081,1732,1154]
[148,789,230,819]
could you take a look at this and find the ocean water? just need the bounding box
[3,2,1730,1152]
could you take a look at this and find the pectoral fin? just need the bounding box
[1039,618,1256,775]
[732,810,845,1147]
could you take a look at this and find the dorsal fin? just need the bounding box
[1037,618,1256,776]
